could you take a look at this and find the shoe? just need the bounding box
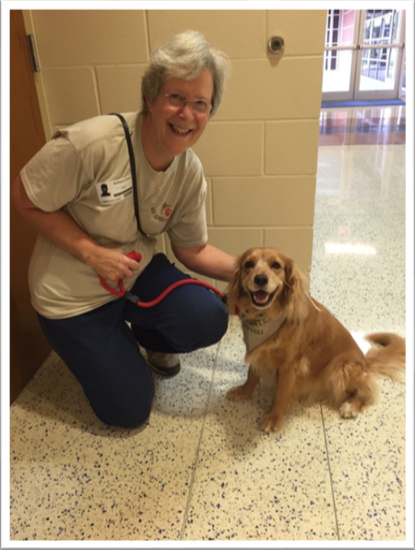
[146,350,181,378]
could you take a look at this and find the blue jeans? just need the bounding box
[37,254,228,428]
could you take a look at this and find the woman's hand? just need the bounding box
[86,247,141,281]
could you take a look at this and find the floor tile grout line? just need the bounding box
[179,338,224,540]
[320,404,341,540]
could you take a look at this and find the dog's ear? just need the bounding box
[279,257,307,319]
[223,254,244,314]
[280,258,296,304]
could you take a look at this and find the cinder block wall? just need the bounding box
[24,9,326,288]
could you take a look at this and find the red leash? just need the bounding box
[99,251,224,306]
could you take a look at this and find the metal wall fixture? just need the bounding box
[268,36,285,54]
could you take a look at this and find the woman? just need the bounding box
[11,31,235,428]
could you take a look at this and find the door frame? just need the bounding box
[354,10,406,101]
[322,9,406,102]
[9,10,51,402]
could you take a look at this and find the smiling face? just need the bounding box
[142,68,213,171]
[239,248,287,309]
[225,247,308,323]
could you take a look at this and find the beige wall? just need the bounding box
[24,9,326,288]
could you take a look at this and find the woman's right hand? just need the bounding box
[87,247,141,282]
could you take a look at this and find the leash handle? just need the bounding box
[99,251,142,297]
[99,251,224,305]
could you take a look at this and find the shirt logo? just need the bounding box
[151,202,173,222]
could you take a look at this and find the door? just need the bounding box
[10,10,50,402]
[322,9,406,102]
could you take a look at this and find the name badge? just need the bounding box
[96,176,133,205]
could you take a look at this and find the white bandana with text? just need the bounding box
[241,314,286,351]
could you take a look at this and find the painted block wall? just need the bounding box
[24,9,326,287]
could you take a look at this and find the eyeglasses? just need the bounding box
[163,92,212,115]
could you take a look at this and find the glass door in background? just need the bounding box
[322,9,406,102]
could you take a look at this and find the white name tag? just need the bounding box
[96,176,133,205]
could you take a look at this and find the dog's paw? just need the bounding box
[259,412,282,433]
[227,385,253,401]
[339,401,358,419]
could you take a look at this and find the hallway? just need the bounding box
[9,106,407,543]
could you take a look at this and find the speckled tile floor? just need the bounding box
[8,107,409,544]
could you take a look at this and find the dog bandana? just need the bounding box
[241,314,286,351]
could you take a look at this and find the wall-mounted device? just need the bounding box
[268,36,285,54]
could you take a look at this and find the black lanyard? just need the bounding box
[110,113,144,235]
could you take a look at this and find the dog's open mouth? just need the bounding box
[249,290,276,308]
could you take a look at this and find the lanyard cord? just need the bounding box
[110,113,144,236]
[103,118,225,307]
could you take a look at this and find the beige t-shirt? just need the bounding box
[21,112,208,319]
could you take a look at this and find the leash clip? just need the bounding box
[124,292,140,304]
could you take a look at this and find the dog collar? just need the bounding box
[241,314,286,351]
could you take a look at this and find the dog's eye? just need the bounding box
[271,261,281,269]
[244,260,254,269]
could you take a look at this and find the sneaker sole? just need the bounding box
[149,362,181,378]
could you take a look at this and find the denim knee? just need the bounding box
[92,384,155,429]
[204,299,229,345]
[176,297,229,351]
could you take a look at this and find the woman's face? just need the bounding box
[143,68,214,170]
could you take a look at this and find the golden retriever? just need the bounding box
[224,247,405,432]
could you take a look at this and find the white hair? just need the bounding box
[141,30,230,116]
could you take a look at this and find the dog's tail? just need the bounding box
[364,332,405,382]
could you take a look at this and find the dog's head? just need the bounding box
[225,247,307,319]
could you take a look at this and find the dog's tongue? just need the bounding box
[253,290,270,304]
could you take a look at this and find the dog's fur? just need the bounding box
[225,247,405,432]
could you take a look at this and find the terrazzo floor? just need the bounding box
[8,106,409,545]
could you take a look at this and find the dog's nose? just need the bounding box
[254,274,268,288]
